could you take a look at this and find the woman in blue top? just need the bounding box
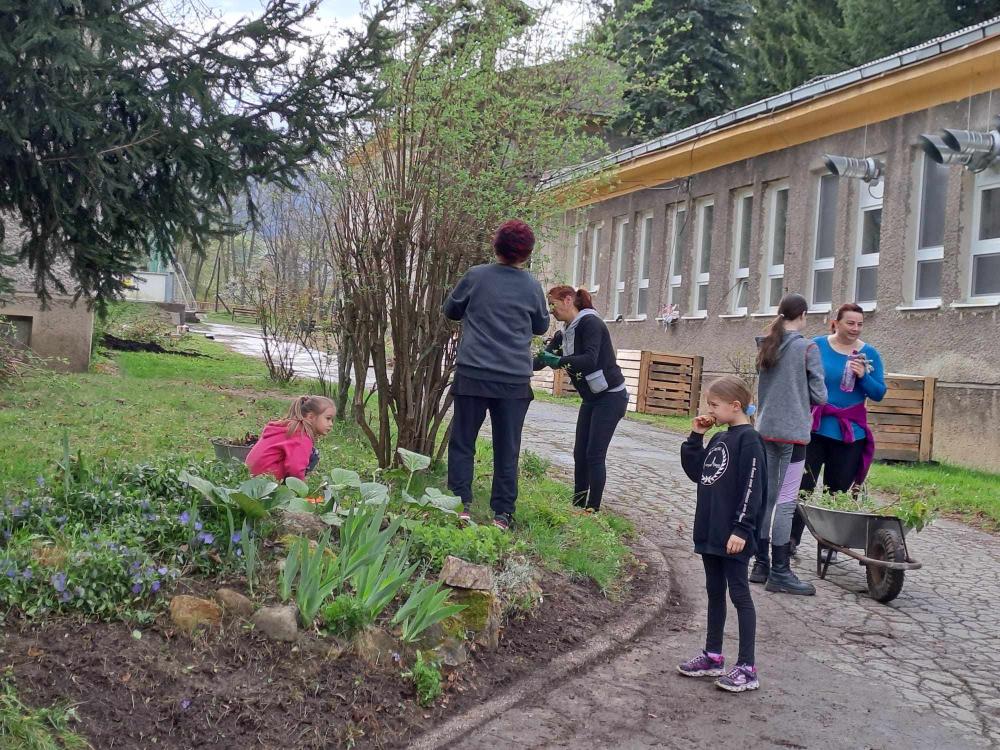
[791,303,886,551]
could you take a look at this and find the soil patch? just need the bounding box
[102,334,205,357]
[2,566,653,749]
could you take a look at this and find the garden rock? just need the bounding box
[214,588,255,618]
[439,556,493,591]
[252,605,299,642]
[169,595,222,634]
[277,510,328,540]
[446,589,502,650]
[352,628,399,667]
[435,636,469,667]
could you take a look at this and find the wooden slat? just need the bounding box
[649,363,694,376]
[885,377,924,390]
[920,376,936,462]
[689,356,703,417]
[648,353,697,366]
[869,413,922,426]
[875,448,920,461]
[644,404,689,416]
[884,388,925,401]
[870,397,927,410]
[870,423,921,434]
[617,350,643,362]
[636,350,651,413]
[647,381,693,394]
[871,431,921,445]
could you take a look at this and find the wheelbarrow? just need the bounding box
[797,504,922,603]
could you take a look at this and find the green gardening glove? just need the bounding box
[539,350,562,368]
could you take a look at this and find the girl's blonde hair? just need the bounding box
[705,375,753,413]
[283,395,336,438]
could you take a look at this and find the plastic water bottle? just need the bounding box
[840,350,859,392]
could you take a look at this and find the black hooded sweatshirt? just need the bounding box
[680,425,767,561]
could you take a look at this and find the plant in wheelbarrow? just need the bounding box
[799,488,934,603]
[209,431,259,462]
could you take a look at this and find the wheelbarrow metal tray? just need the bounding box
[798,503,908,550]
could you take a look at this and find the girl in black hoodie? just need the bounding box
[678,375,766,693]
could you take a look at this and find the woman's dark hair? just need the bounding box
[493,220,535,264]
[756,293,809,370]
[705,375,753,412]
[547,285,594,310]
[830,302,864,333]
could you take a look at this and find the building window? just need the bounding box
[811,173,839,309]
[690,200,714,315]
[611,215,629,318]
[667,205,687,307]
[588,222,603,292]
[730,189,753,314]
[853,179,883,308]
[570,228,585,287]
[634,211,653,317]
[912,155,948,304]
[970,163,1000,302]
[0,315,32,347]
[762,183,789,312]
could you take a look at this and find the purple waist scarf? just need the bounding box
[811,401,876,486]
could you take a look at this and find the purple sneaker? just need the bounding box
[715,664,760,692]
[677,651,725,677]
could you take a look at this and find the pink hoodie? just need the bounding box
[245,421,314,481]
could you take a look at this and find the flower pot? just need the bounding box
[210,437,256,463]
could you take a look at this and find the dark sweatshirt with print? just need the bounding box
[680,425,767,561]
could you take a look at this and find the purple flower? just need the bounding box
[131,583,142,594]
[194,521,203,532]
[230,532,241,544]
[235,548,243,557]
[157,566,168,576]
[151,580,161,593]
[130,561,142,572]
[36,476,45,487]
[196,532,214,545]
[59,591,72,603]
[5,569,16,579]
[180,699,191,710]
[179,511,191,525]
[51,572,67,593]
[22,568,32,580]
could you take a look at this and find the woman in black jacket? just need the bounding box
[535,286,628,512]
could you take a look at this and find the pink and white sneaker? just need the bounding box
[677,651,725,678]
[715,664,760,692]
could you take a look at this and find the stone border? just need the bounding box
[408,531,675,749]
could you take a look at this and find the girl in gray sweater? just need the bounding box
[752,293,827,595]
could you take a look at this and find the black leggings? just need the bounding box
[573,389,628,510]
[703,554,756,666]
[791,432,868,545]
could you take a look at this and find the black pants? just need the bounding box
[703,554,756,666]
[447,395,532,518]
[573,389,628,510]
[791,433,868,545]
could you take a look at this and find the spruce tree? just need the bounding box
[0,0,392,305]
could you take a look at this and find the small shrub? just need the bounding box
[519,450,550,479]
[322,594,370,638]
[403,651,442,707]
[407,523,512,570]
[0,669,89,749]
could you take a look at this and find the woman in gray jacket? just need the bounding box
[752,293,827,595]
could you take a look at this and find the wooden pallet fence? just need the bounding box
[530,367,557,395]
[617,349,642,412]
[867,374,936,462]
[636,351,704,417]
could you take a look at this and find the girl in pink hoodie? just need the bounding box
[246,396,336,481]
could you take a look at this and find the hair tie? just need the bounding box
[745,404,757,417]
[777,313,784,319]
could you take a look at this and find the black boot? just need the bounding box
[765,543,816,596]
[749,539,770,584]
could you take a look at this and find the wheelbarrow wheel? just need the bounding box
[866,527,906,603]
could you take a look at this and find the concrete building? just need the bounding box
[544,20,1000,470]
[2,260,95,373]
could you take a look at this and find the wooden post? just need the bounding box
[919,376,936,462]
[637,350,652,413]
[689,355,704,416]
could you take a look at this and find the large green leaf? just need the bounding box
[239,477,279,499]
[319,511,344,527]
[328,468,362,489]
[284,476,309,496]
[396,447,431,473]
[282,497,315,515]
[360,482,389,504]
[422,487,462,512]
[178,471,218,500]
[229,492,269,520]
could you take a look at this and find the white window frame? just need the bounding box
[851,179,883,310]
[810,174,839,312]
[612,215,629,319]
[730,188,753,315]
[666,205,686,308]
[633,211,653,319]
[968,164,1000,304]
[588,221,604,292]
[691,198,714,316]
[761,183,789,313]
[911,154,948,307]
[570,228,585,288]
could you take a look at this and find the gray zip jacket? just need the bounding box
[755,331,827,444]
